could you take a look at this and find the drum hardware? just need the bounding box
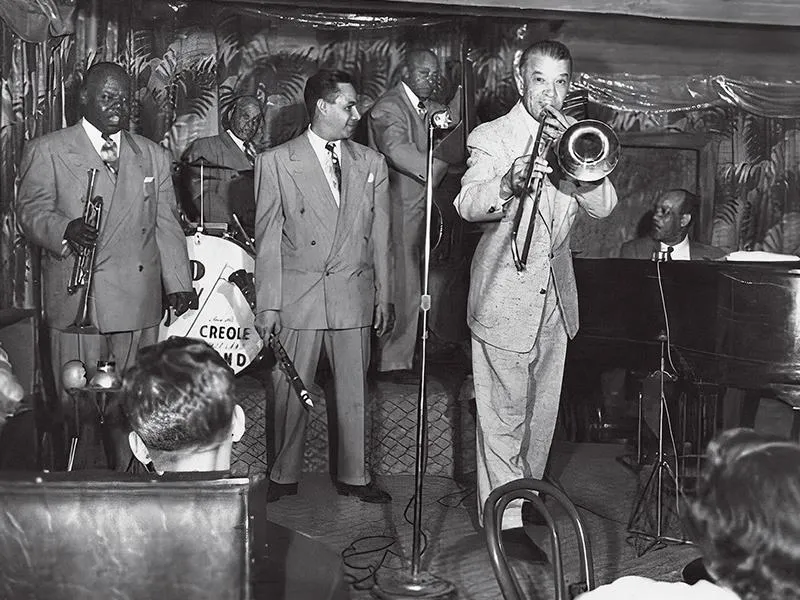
[231,213,256,255]
[65,169,102,334]
[227,269,313,409]
[510,115,620,271]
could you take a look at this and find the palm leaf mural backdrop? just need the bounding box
[6,5,800,311]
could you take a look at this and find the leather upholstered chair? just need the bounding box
[0,472,252,600]
[484,478,595,600]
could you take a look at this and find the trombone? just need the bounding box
[65,169,103,334]
[510,114,620,271]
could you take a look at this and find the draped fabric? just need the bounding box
[0,0,74,43]
[576,73,800,119]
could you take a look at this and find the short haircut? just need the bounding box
[673,188,699,223]
[518,40,573,75]
[123,337,236,455]
[303,69,354,122]
[405,48,437,69]
[223,95,261,129]
[82,62,128,92]
[686,428,800,600]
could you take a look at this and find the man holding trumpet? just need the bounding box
[16,62,193,412]
[454,40,617,555]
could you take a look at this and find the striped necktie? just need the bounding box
[325,141,341,193]
[100,134,118,175]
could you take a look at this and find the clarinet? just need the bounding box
[228,269,313,409]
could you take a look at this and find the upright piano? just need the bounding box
[566,257,800,438]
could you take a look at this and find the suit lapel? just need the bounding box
[329,140,368,258]
[287,136,338,232]
[220,130,252,170]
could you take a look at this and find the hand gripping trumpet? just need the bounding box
[65,169,103,334]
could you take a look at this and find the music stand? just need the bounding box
[627,255,692,555]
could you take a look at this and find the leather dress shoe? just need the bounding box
[335,481,392,504]
[500,527,549,563]
[522,500,548,526]
[266,481,298,503]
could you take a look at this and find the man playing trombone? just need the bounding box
[454,40,617,555]
[16,62,193,436]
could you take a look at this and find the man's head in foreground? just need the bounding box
[123,337,244,474]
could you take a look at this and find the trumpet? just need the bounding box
[510,115,620,271]
[65,169,103,334]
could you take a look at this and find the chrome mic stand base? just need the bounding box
[372,571,457,599]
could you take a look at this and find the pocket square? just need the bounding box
[367,172,375,183]
[143,176,155,198]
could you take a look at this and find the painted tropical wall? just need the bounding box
[4,2,800,310]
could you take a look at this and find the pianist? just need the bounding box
[578,428,800,600]
[620,189,725,261]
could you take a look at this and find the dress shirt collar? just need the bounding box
[401,82,425,111]
[307,127,340,155]
[661,234,691,260]
[227,129,246,153]
[81,118,121,157]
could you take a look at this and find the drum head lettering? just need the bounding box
[159,233,262,374]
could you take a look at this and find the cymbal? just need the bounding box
[178,157,241,170]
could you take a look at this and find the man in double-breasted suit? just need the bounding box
[254,69,394,504]
[181,95,263,227]
[455,41,617,545]
[367,49,457,377]
[17,62,193,468]
[17,62,193,383]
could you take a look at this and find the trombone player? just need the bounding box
[454,40,617,554]
[16,63,193,463]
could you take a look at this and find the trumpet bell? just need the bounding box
[556,120,620,182]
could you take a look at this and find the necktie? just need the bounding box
[244,141,256,165]
[417,100,426,116]
[325,141,341,193]
[100,134,118,175]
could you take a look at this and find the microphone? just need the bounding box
[430,109,454,129]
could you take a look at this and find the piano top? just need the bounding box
[571,258,800,390]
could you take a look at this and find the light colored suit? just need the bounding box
[181,130,253,224]
[367,83,450,371]
[620,236,726,260]
[17,122,191,469]
[17,124,191,333]
[254,133,391,485]
[455,102,617,528]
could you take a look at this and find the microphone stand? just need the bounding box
[372,112,456,599]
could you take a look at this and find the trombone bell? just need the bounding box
[556,120,620,183]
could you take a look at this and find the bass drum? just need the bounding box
[159,233,263,374]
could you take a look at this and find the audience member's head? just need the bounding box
[686,428,800,600]
[651,188,698,245]
[123,337,244,474]
[303,69,360,141]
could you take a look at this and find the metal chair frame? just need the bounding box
[484,478,595,600]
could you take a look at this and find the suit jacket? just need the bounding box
[620,236,726,260]
[16,123,192,332]
[181,130,253,224]
[454,102,618,353]
[367,83,449,212]
[254,133,391,330]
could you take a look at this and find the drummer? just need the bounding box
[180,96,263,229]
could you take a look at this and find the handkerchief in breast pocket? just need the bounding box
[367,172,374,184]
[143,176,155,199]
